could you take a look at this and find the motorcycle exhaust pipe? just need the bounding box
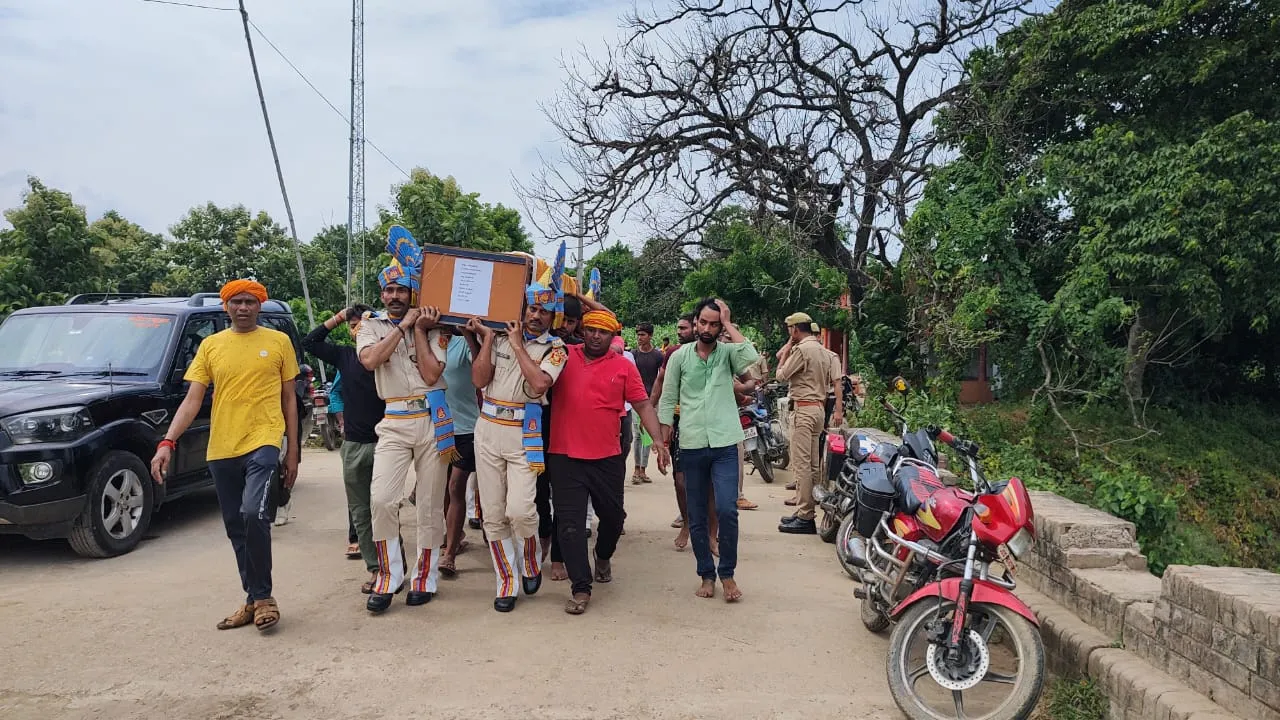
[843,535,869,570]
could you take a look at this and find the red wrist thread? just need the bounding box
[158,439,176,451]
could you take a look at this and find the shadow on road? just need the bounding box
[0,487,223,565]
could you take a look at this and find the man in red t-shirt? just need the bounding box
[548,309,670,615]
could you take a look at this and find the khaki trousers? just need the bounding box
[369,415,448,594]
[790,404,825,520]
[474,417,541,542]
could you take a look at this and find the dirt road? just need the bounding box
[0,449,897,720]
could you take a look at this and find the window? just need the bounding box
[0,313,179,378]
[174,318,218,373]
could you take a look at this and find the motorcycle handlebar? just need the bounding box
[928,426,980,458]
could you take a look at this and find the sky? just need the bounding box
[0,0,631,259]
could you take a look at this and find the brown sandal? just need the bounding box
[564,594,590,615]
[216,603,255,630]
[439,556,457,578]
[593,555,612,584]
[253,598,280,631]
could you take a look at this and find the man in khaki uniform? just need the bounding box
[468,283,568,613]
[775,312,833,535]
[356,229,458,614]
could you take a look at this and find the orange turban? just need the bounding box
[219,279,268,304]
[582,309,622,333]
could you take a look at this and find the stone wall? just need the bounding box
[1017,491,1280,720]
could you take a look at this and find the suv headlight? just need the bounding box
[2,407,95,445]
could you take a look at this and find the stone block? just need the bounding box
[1255,675,1280,714]
[1065,547,1150,571]
[1154,689,1231,720]
[1162,600,1215,645]
[1028,490,1139,550]
[1210,623,1259,672]
[1262,647,1280,686]
[1164,565,1280,652]
[1204,673,1280,720]
[1126,602,1157,641]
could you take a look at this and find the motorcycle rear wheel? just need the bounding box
[751,449,775,483]
[887,600,1045,720]
[818,509,839,544]
[321,421,342,451]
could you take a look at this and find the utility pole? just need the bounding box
[345,0,366,305]
[237,0,323,380]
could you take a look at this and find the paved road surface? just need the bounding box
[0,448,897,720]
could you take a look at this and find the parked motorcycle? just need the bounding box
[813,430,877,544]
[844,413,1044,719]
[311,381,341,451]
[741,386,789,483]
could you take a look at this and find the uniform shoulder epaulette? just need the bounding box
[550,336,565,348]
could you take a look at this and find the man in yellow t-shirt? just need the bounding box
[151,279,300,633]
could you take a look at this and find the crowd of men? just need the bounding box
[151,230,851,630]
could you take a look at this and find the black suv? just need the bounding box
[0,293,315,557]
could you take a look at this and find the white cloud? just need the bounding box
[0,0,629,259]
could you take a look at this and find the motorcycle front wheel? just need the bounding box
[750,449,775,483]
[818,509,840,544]
[835,512,862,580]
[887,600,1045,720]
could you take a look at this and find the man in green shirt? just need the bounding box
[658,298,760,603]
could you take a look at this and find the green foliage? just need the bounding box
[1040,677,1107,720]
[1091,464,1179,572]
[0,178,99,310]
[959,401,1280,573]
[379,168,532,253]
[908,0,1280,403]
[683,207,846,348]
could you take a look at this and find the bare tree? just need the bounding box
[520,0,1031,300]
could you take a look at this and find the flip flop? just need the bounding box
[439,557,458,578]
[564,595,590,615]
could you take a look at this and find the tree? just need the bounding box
[381,168,533,253]
[89,211,170,295]
[682,207,845,346]
[523,0,1030,300]
[905,0,1280,412]
[165,203,290,295]
[0,177,99,310]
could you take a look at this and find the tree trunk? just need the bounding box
[1123,307,1152,424]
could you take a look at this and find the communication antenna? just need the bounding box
[345,0,367,304]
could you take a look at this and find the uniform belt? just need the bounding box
[481,399,526,422]
[793,399,825,407]
[383,395,429,417]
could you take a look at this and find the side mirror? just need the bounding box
[893,376,909,394]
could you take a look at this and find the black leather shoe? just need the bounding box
[522,573,542,596]
[778,517,818,535]
[468,518,482,530]
[780,514,797,524]
[406,591,434,606]
[494,596,517,613]
[366,593,394,613]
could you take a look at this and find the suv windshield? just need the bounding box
[0,312,177,378]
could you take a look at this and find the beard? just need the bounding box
[697,332,717,344]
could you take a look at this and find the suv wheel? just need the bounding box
[68,451,155,558]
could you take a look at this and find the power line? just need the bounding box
[141,0,235,10]
[141,0,412,179]
[247,21,410,180]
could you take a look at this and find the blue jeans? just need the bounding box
[209,445,280,603]
[681,444,740,580]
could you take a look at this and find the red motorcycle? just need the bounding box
[851,415,1044,720]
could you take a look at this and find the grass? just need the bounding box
[1033,678,1108,720]
[961,400,1280,573]
[849,388,1280,573]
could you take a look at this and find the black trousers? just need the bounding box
[549,453,626,596]
[536,470,563,562]
[209,445,279,603]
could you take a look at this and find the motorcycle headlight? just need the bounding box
[1005,527,1034,559]
[2,407,95,445]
